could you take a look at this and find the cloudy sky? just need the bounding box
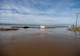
[0,0,80,25]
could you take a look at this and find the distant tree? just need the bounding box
[23,26,29,29]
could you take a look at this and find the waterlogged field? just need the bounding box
[0,28,80,56]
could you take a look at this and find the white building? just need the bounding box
[40,25,45,29]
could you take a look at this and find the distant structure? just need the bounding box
[40,25,45,29]
[68,25,74,28]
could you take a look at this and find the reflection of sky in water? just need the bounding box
[0,28,40,35]
[46,28,80,38]
[0,28,80,38]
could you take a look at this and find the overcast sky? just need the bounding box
[0,0,80,25]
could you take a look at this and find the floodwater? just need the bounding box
[0,28,80,56]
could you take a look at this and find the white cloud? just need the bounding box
[0,0,80,25]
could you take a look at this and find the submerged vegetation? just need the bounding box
[0,26,29,31]
[68,26,80,32]
[0,28,18,31]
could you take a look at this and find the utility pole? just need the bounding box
[75,13,78,27]
[75,13,80,27]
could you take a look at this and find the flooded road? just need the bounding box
[0,28,80,56]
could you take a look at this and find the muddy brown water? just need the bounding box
[0,28,80,56]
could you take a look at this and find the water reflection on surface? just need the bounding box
[40,28,45,40]
[74,31,80,56]
[0,28,80,56]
